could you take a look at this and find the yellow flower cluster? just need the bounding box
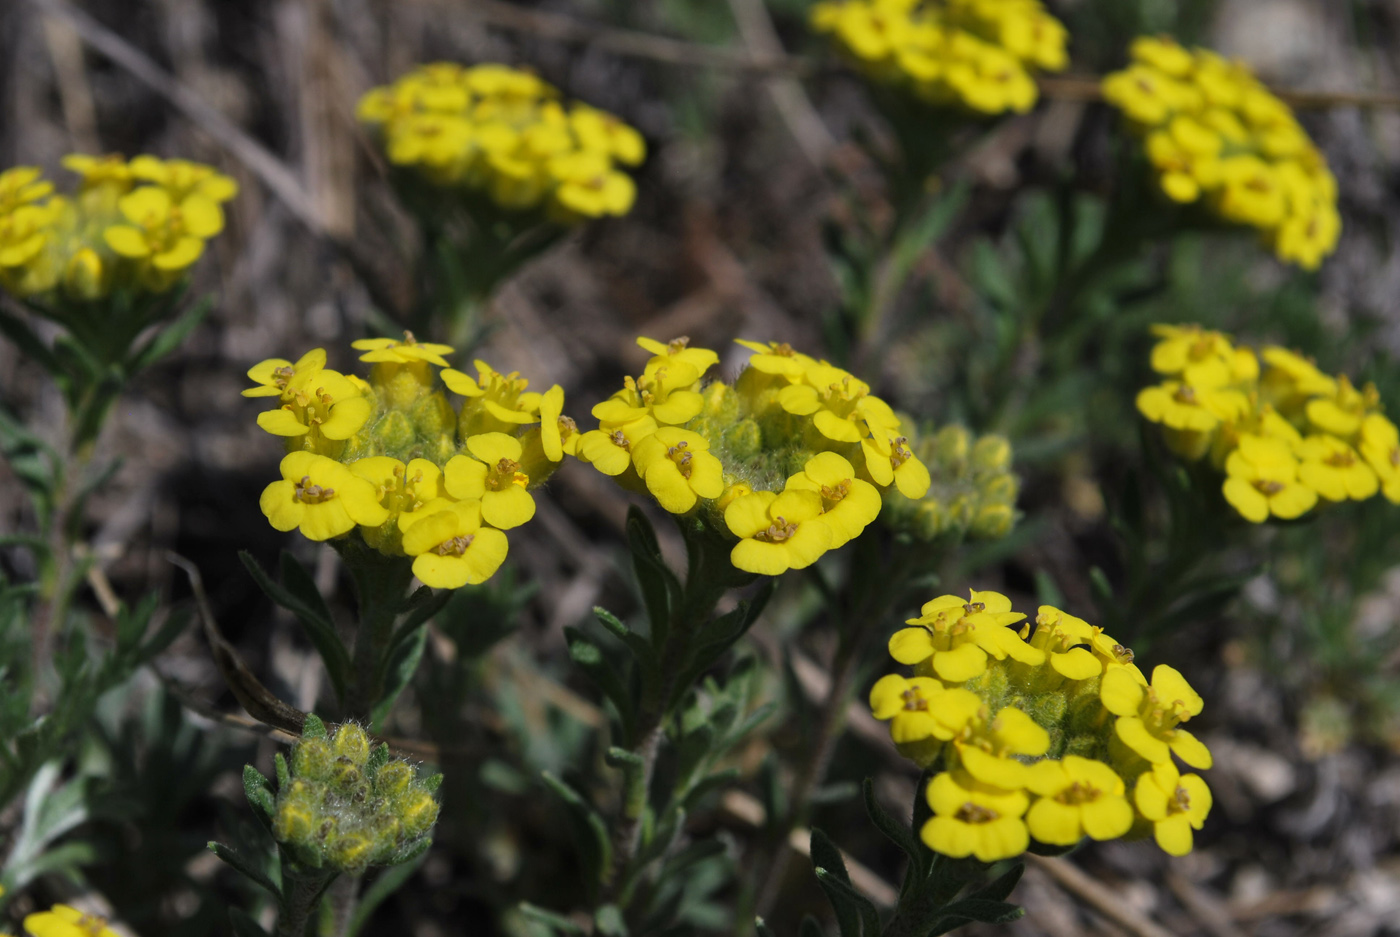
[273,722,440,875]
[0,154,235,300]
[1137,324,1398,523]
[577,337,932,576]
[1103,37,1340,270]
[811,0,1068,115]
[246,335,574,589]
[878,423,1020,541]
[872,592,1213,860]
[357,63,644,222]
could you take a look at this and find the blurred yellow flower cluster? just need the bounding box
[1103,36,1340,270]
[873,592,1212,860]
[357,63,644,222]
[246,335,573,589]
[20,905,122,937]
[811,0,1068,115]
[0,154,235,300]
[578,336,933,576]
[1137,324,1398,523]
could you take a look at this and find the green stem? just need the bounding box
[327,873,361,937]
[341,544,416,723]
[276,871,334,937]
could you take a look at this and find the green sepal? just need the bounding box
[242,765,276,829]
[541,771,612,895]
[208,841,282,899]
[302,714,328,740]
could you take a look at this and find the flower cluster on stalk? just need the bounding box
[1137,324,1398,523]
[270,722,441,875]
[872,591,1213,860]
[877,423,1020,541]
[248,335,573,589]
[0,155,235,299]
[577,336,934,575]
[1103,36,1339,269]
[357,63,644,222]
[811,0,1068,115]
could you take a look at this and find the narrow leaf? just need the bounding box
[208,841,281,899]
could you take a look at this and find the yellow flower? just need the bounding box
[784,452,882,547]
[1100,664,1211,769]
[351,456,445,517]
[1136,359,1250,433]
[103,185,222,275]
[0,166,53,214]
[735,338,818,380]
[1026,605,1101,680]
[1261,346,1336,400]
[630,427,725,514]
[354,334,453,368]
[243,348,327,398]
[402,500,509,589]
[952,704,1050,790]
[256,368,372,443]
[921,770,1029,862]
[570,104,647,166]
[443,433,536,529]
[870,673,948,744]
[1295,434,1378,502]
[443,361,543,436]
[0,204,53,272]
[576,415,658,476]
[637,335,719,377]
[547,150,637,219]
[725,489,832,576]
[863,432,933,498]
[1133,760,1212,856]
[1024,757,1133,846]
[129,155,239,203]
[539,384,579,461]
[889,590,1041,682]
[1102,64,1198,126]
[1305,374,1377,438]
[22,905,122,937]
[593,363,704,427]
[1222,434,1317,523]
[1358,414,1400,503]
[1129,35,1194,77]
[260,451,389,541]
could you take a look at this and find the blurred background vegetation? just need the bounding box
[3,0,1400,934]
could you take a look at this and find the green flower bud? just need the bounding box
[400,790,440,838]
[410,390,454,440]
[328,832,374,874]
[330,757,363,791]
[375,760,414,798]
[971,435,1012,472]
[291,738,334,782]
[915,500,947,540]
[933,425,970,468]
[333,724,371,766]
[274,801,316,844]
[723,418,763,463]
[372,409,416,454]
[980,473,1019,506]
[971,503,1014,539]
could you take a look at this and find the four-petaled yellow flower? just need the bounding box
[260,452,389,541]
[784,452,882,547]
[103,185,223,280]
[22,905,122,937]
[1101,664,1212,769]
[402,500,509,589]
[1133,760,1212,856]
[921,770,1029,863]
[630,427,725,514]
[1221,434,1317,523]
[889,590,1042,682]
[1359,414,1400,504]
[725,490,832,576]
[443,433,536,529]
[1025,756,1134,846]
[951,705,1050,790]
[243,348,327,398]
[256,368,372,444]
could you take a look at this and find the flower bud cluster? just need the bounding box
[247,334,574,589]
[1103,36,1339,269]
[357,63,643,222]
[877,424,1019,541]
[272,722,441,876]
[1137,324,1398,523]
[810,0,1068,116]
[872,591,1213,860]
[577,337,933,575]
[0,154,236,300]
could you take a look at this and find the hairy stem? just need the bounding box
[275,871,333,937]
